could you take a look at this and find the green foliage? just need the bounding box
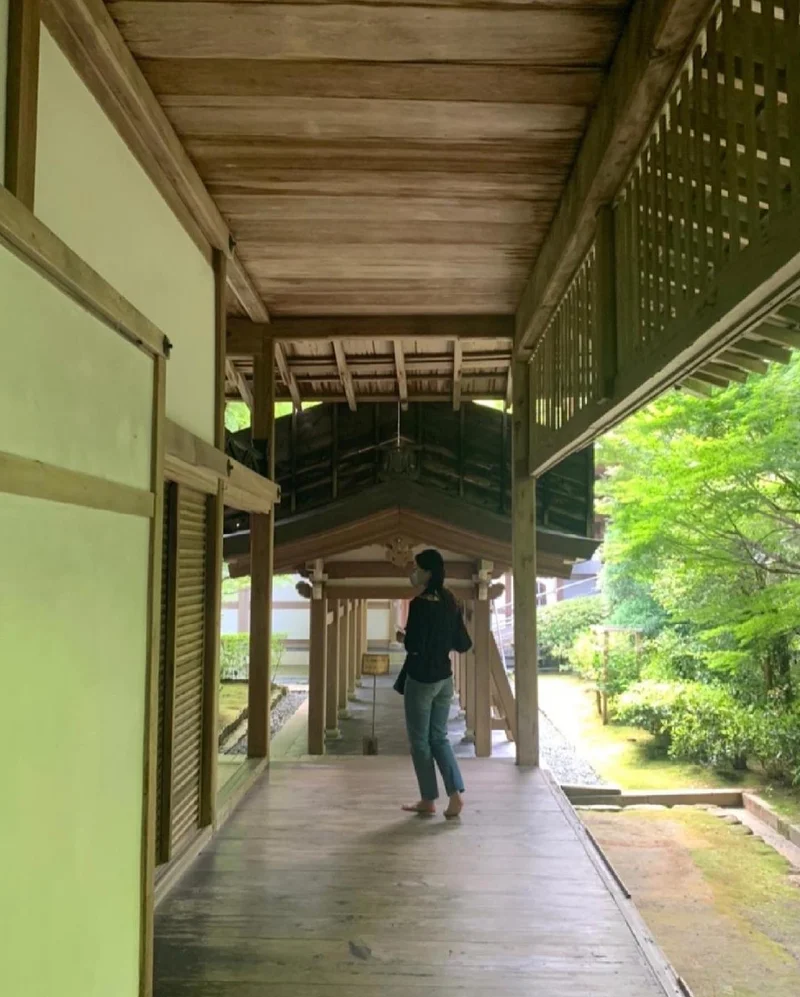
[220,632,287,681]
[225,401,251,433]
[538,595,606,664]
[616,680,800,782]
[598,355,800,702]
[568,628,642,697]
[615,681,684,746]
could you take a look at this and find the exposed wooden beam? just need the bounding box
[679,377,715,397]
[716,349,769,375]
[227,315,515,354]
[227,251,268,321]
[271,392,508,405]
[452,340,463,411]
[275,347,302,411]
[324,561,479,580]
[751,321,800,351]
[515,0,712,355]
[505,365,514,411]
[41,0,269,328]
[225,359,253,410]
[730,338,792,365]
[333,341,357,412]
[0,184,167,357]
[699,361,748,384]
[5,0,41,208]
[394,341,408,411]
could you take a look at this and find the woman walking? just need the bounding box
[395,549,472,818]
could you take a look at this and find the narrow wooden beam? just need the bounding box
[213,250,228,447]
[337,601,351,718]
[715,349,769,375]
[140,353,166,997]
[515,0,712,355]
[227,251,268,321]
[324,608,341,739]
[200,481,224,825]
[347,599,358,699]
[225,359,253,410]
[473,596,492,758]
[248,342,276,760]
[333,341,357,412]
[513,360,539,766]
[308,594,328,756]
[594,204,618,401]
[227,315,515,353]
[0,186,168,358]
[452,340,463,411]
[394,341,408,411]
[275,344,302,410]
[5,0,40,208]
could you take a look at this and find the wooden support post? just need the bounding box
[200,481,224,825]
[308,594,328,755]
[513,361,539,767]
[337,601,350,718]
[473,596,492,758]
[325,606,341,739]
[248,342,276,759]
[462,603,476,744]
[347,599,358,700]
[5,0,41,209]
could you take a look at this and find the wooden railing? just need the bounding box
[529,0,800,474]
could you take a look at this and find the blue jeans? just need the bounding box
[404,675,465,801]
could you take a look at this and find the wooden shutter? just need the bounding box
[155,484,175,865]
[169,485,208,857]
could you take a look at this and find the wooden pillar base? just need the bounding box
[325,728,342,741]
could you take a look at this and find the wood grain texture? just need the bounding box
[152,757,669,997]
[4,0,41,208]
[109,3,624,64]
[141,59,605,105]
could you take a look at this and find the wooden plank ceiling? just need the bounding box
[106,0,631,405]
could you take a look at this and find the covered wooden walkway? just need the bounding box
[154,757,677,997]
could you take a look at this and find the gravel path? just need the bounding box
[224,690,308,756]
[539,708,604,786]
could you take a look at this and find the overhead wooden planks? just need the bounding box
[109,3,624,64]
[105,0,628,317]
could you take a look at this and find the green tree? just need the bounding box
[599,355,800,702]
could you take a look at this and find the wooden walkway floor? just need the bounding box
[155,757,676,997]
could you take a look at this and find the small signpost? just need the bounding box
[361,653,390,755]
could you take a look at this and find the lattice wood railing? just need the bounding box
[530,0,800,474]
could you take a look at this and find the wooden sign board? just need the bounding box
[361,653,390,676]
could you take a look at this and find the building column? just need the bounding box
[338,600,351,719]
[347,598,358,700]
[473,595,492,758]
[512,361,539,767]
[308,593,328,755]
[462,603,476,745]
[325,605,341,740]
[249,341,276,759]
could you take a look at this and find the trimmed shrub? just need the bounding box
[615,681,685,748]
[220,632,287,681]
[539,595,606,666]
[667,685,752,772]
[751,704,800,785]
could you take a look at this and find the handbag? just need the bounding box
[393,664,407,695]
[453,610,473,654]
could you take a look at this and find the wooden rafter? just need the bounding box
[227,315,514,353]
[515,0,713,355]
[393,342,408,411]
[452,340,463,411]
[5,0,41,208]
[225,359,253,410]
[333,342,357,412]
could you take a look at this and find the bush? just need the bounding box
[220,632,287,681]
[668,685,752,773]
[615,681,685,747]
[751,703,800,785]
[539,596,606,665]
[568,629,642,697]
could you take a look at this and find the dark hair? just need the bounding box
[415,548,456,608]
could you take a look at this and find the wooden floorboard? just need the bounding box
[155,757,668,996]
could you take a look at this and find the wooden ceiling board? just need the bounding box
[106,0,630,372]
[108,3,625,65]
[141,59,606,105]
